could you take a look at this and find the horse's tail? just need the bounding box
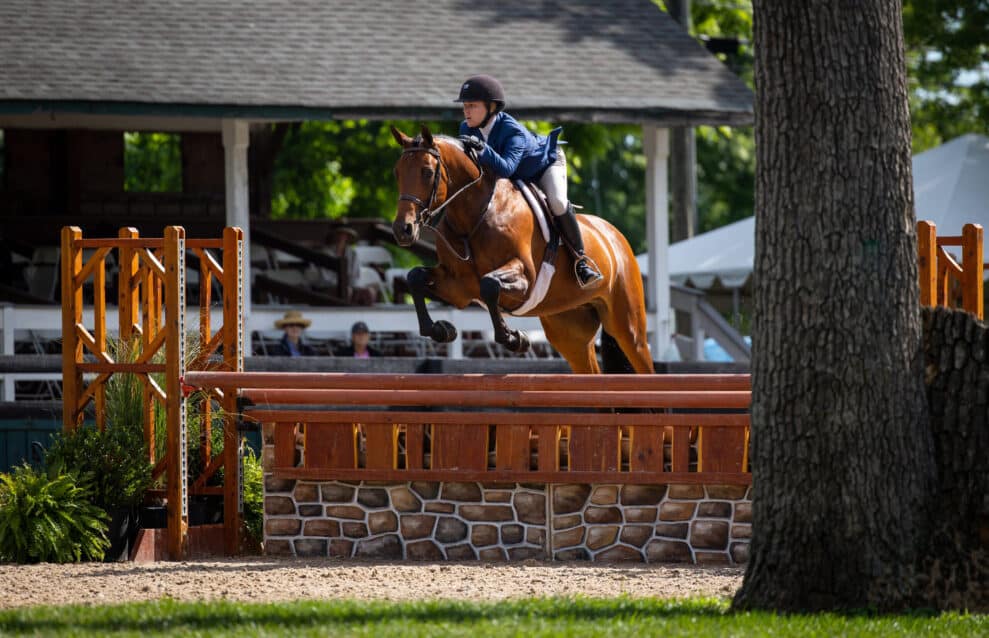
[600,329,636,374]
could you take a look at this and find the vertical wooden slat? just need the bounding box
[273,423,296,468]
[141,250,156,461]
[569,426,620,472]
[535,425,560,472]
[364,423,397,469]
[118,227,139,343]
[495,424,530,471]
[198,247,213,463]
[963,223,984,319]
[629,426,665,473]
[306,423,358,469]
[221,227,244,555]
[164,226,188,560]
[698,427,746,473]
[60,227,83,431]
[917,220,936,307]
[671,426,691,473]
[432,424,487,470]
[93,254,107,430]
[405,424,425,469]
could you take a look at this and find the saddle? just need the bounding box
[512,179,560,265]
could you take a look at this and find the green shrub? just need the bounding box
[46,425,153,510]
[242,445,264,549]
[0,464,109,563]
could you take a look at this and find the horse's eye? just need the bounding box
[421,167,434,180]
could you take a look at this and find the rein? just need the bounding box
[399,144,488,261]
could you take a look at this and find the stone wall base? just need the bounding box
[264,477,751,563]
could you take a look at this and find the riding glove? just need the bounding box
[458,135,486,153]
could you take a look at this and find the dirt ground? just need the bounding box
[0,558,743,609]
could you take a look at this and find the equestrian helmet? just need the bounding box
[455,75,506,112]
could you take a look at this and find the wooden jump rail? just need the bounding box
[62,225,245,559]
[918,220,984,319]
[184,372,752,487]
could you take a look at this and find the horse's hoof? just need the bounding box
[504,331,530,354]
[431,320,458,343]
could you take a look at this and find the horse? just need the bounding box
[390,125,653,374]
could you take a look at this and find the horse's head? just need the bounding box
[390,125,445,247]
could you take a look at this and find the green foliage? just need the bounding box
[124,132,182,193]
[0,596,986,636]
[271,119,454,222]
[0,464,109,563]
[45,425,152,510]
[903,0,989,153]
[241,444,263,548]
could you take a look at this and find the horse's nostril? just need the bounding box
[404,224,414,237]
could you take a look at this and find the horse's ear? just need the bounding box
[420,125,434,147]
[390,126,412,147]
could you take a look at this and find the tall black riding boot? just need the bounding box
[557,203,603,287]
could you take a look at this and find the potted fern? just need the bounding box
[0,464,110,563]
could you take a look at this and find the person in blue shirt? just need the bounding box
[455,75,602,287]
[273,310,317,356]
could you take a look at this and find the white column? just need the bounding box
[643,125,672,357]
[222,119,251,314]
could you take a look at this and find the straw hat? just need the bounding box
[274,310,312,329]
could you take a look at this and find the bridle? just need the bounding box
[398,143,486,232]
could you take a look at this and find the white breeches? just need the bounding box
[537,149,569,216]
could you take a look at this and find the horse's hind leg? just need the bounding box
[599,287,655,374]
[540,307,601,373]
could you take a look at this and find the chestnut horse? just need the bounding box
[390,125,653,374]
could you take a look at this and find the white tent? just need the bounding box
[639,133,989,289]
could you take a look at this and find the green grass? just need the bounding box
[0,596,985,637]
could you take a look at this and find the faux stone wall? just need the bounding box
[550,484,751,564]
[264,474,751,563]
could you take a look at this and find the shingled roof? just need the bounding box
[0,0,752,126]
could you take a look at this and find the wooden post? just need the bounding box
[164,226,188,560]
[917,220,936,307]
[60,227,83,431]
[93,250,107,430]
[962,223,983,319]
[222,227,244,554]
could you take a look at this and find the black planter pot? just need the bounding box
[138,505,167,529]
[103,506,139,562]
[189,495,224,526]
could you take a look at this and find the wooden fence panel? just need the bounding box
[364,423,397,470]
[495,424,530,472]
[569,426,620,472]
[305,423,357,469]
[432,424,487,470]
[629,426,666,473]
[699,427,747,473]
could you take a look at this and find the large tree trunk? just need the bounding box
[734,1,937,611]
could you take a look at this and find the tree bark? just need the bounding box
[734,1,937,611]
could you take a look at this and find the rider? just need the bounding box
[455,74,603,287]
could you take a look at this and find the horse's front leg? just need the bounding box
[406,266,459,343]
[479,261,531,354]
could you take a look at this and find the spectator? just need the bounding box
[273,310,317,356]
[335,321,381,358]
